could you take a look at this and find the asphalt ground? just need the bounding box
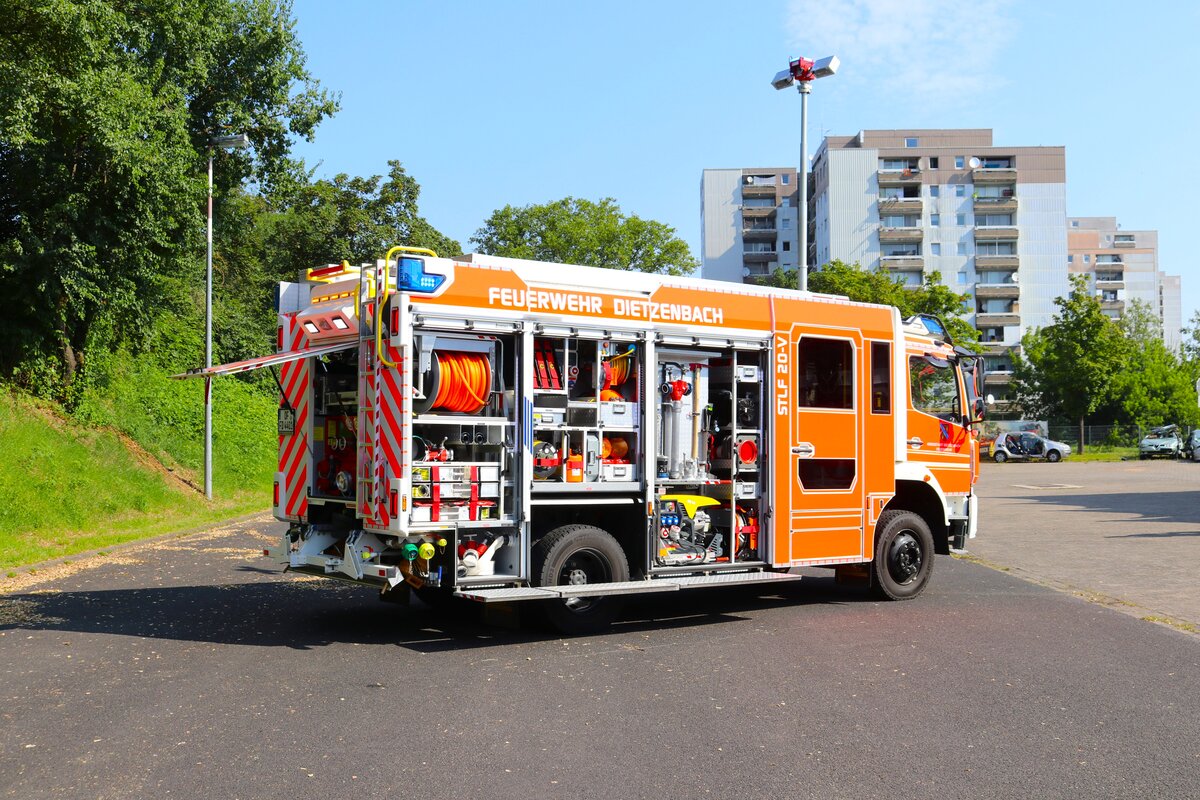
[972,459,1200,628]
[1,466,1198,799]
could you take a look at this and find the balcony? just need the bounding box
[877,168,922,186]
[878,196,923,215]
[880,255,924,272]
[975,312,1021,327]
[974,226,1019,241]
[742,182,778,198]
[740,204,776,218]
[1101,300,1126,313]
[973,195,1018,213]
[742,250,777,263]
[879,226,923,244]
[742,225,777,240]
[976,254,1020,268]
[1112,238,1136,248]
[978,341,1016,356]
[972,167,1017,183]
[983,371,1013,386]
[975,283,1020,299]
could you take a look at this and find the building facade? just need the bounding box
[806,129,1071,407]
[700,168,800,284]
[1067,217,1182,350]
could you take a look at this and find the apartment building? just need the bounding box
[806,129,1070,407]
[1067,217,1182,350]
[700,168,800,283]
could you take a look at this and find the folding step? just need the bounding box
[456,587,560,603]
[454,571,801,603]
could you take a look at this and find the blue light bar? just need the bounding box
[396,257,445,294]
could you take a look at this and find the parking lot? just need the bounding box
[973,459,1200,628]
[1,461,1197,799]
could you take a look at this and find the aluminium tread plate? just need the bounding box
[456,587,559,603]
[554,580,681,598]
[672,571,802,589]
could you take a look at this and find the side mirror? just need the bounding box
[970,396,987,424]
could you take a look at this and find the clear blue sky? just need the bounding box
[291,0,1200,327]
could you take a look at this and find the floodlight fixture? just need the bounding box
[770,55,839,292]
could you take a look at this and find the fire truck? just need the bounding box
[183,246,984,633]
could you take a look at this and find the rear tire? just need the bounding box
[534,525,629,635]
[871,510,935,601]
[1046,449,1062,463]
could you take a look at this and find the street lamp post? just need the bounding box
[205,133,250,500]
[772,56,839,292]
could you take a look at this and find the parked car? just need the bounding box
[1182,429,1200,462]
[1138,425,1181,459]
[992,432,1071,463]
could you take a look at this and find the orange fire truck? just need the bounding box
[184,246,984,633]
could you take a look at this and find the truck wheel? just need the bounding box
[871,510,935,601]
[993,451,1007,463]
[1046,449,1062,463]
[534,525,629,635]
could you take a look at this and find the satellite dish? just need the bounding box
[745,176,755,184]
[968,157,982,169]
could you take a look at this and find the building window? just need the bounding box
[955,156,965,169]
[956,213,967,226]
[931,243,941,256]
[928,156,939,169]
[782,174,790,185]
[955,184,966,197]
[781,218,791,229]
[1071,220,1079,227]
[931,214,941,227]
[1068,255,1074,263]
[957,271,968,285]
[782,242,791,251]
[958,242,969,256]
[930,185,940,198]
[905,137,919,148]
[1084,254,1090,263]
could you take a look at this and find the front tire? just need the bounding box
[1046,449,1062,463]
[871,510,935,601]
[993,451,1008,463]
[534,525,629,635]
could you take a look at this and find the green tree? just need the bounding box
[1011,275,1127,451]
[0,0,338,400]
[764,261,977,344]
[1109,300,1199,429]
[471,197,697,275]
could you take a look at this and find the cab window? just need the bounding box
[909,355,961,421]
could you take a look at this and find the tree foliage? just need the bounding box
[471,197,697,276]
[0,0,338,399]
[1012,278,1197,433]
[762,261,978,344]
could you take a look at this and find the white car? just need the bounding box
[992,432,1071,463]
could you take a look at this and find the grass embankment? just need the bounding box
[0,356,277,572]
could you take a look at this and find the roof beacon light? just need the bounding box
[397,257,446,294]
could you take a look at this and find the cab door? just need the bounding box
[777,323,865,565]
[906,353,973,493]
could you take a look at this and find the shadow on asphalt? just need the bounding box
[1013,490,1200,526]
[0,573,865,651]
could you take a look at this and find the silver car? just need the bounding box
[1138,425,1181,460]
[992,432,1072,463]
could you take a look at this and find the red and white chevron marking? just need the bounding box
[278,315,310,519]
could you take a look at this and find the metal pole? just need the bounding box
[204,150,213,500]
[798,82,810,292]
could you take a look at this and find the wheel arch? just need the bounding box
[883,478,951,555]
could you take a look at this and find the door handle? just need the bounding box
[907,437,924,448]
[791,442,815,457]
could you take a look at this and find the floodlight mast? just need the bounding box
[772,55,839,292]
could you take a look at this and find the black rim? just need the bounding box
[558,548,611,612]
[887,532,923,585]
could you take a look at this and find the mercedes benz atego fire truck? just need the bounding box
[182,246,984,633]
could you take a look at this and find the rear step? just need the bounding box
[456,570,801,603]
